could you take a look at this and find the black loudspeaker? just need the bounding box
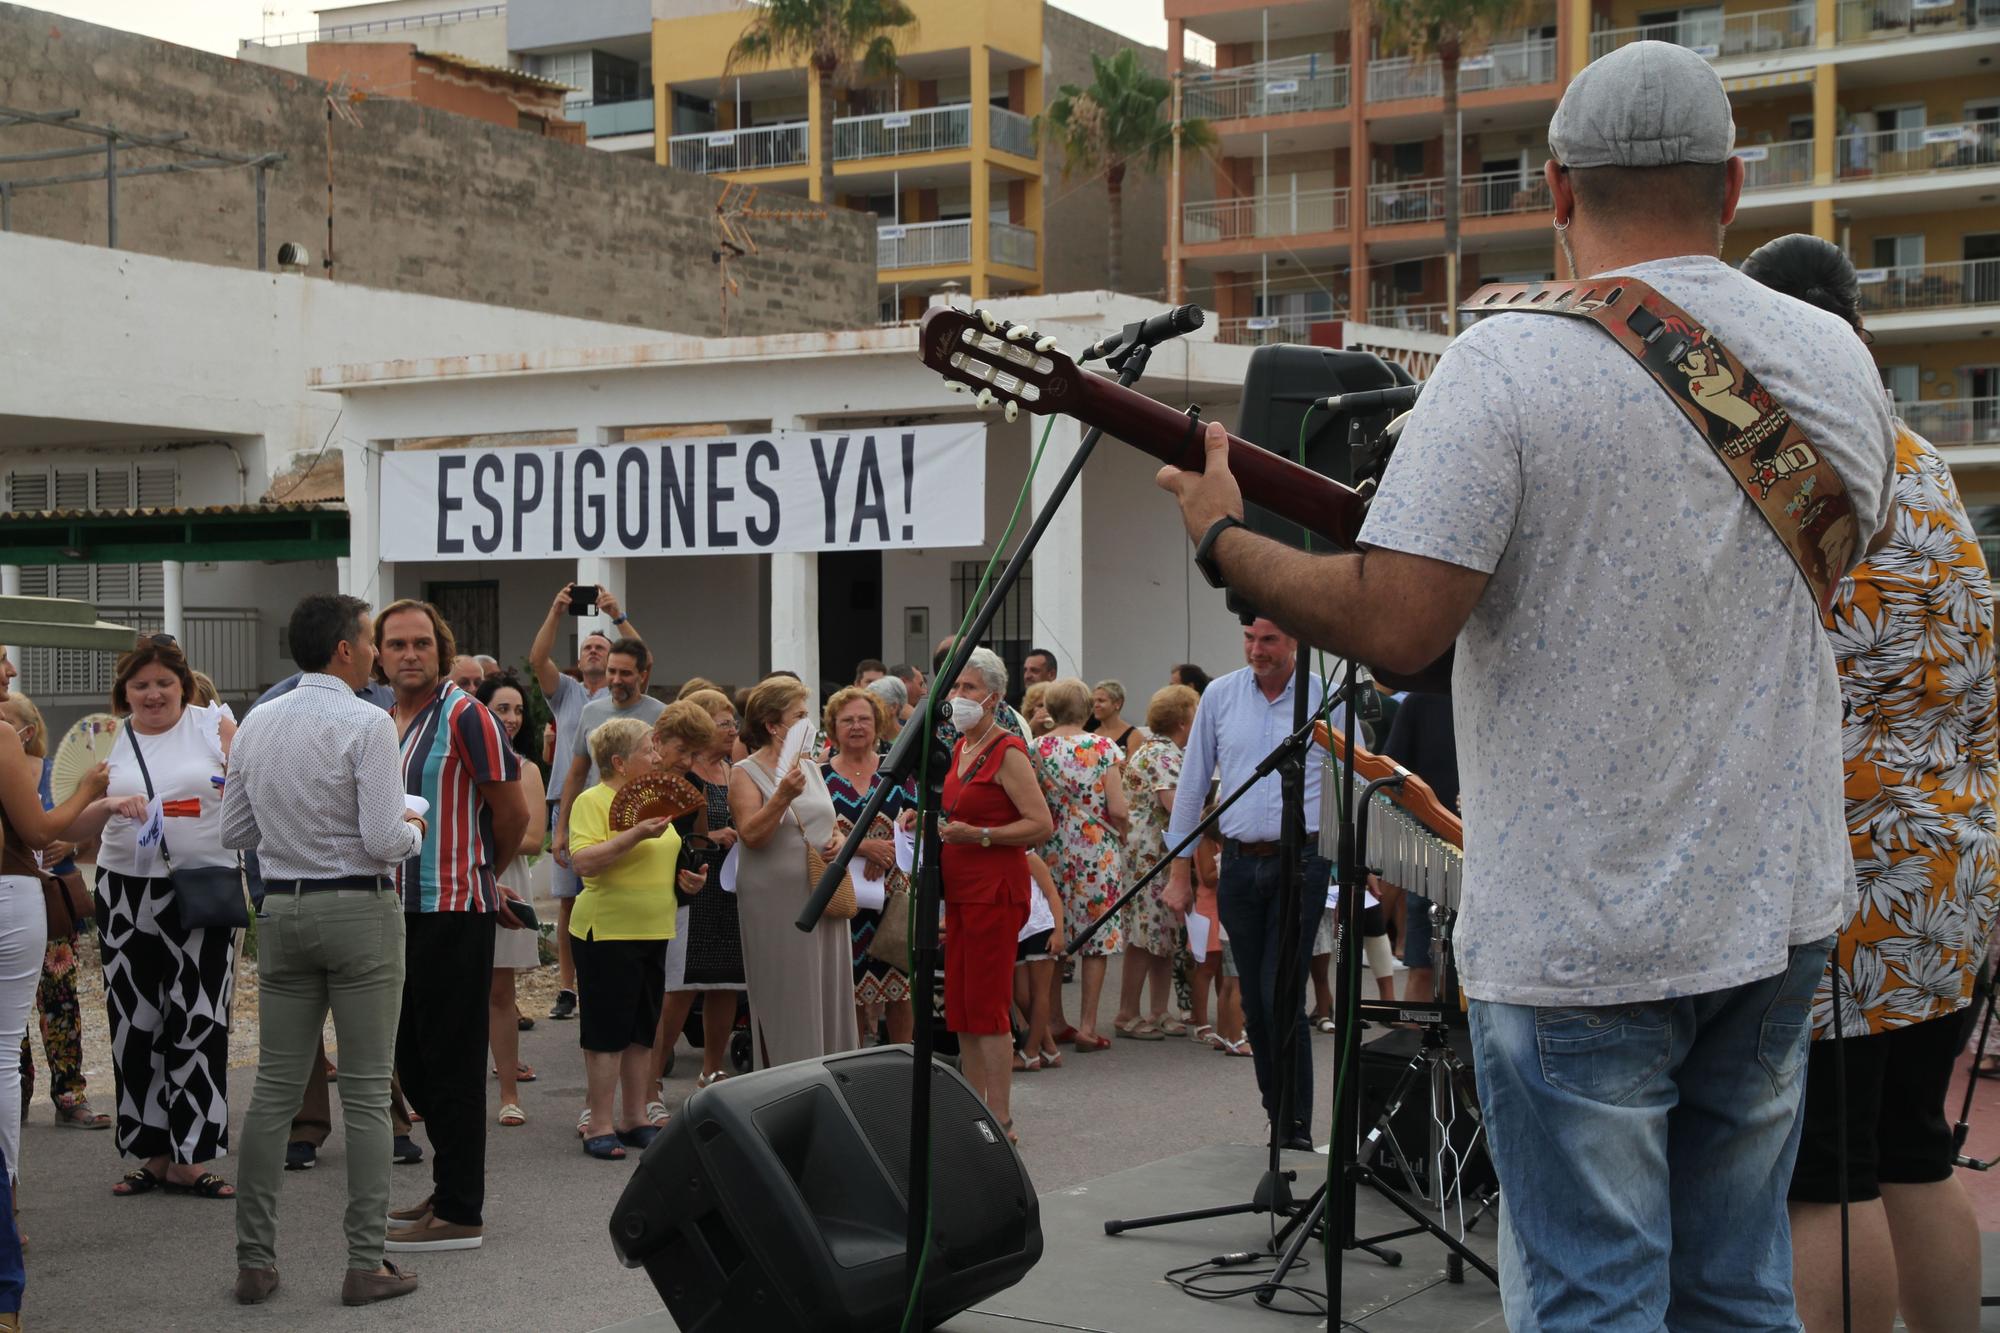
[1236,344,1414,548]
[610,1046,1042,1332]
[1356,1027,1497,1202]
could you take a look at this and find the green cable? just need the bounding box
[899,411,1059,1333]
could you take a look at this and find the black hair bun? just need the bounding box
[1741,233,1863,331]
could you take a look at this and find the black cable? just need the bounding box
[1161,1256,1363,1326]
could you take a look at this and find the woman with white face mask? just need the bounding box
[938,649,1054,1142]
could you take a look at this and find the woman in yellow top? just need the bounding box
[567,716,707,1160]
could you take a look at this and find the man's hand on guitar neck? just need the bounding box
[1157,420,1490,677]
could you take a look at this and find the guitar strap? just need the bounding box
[1461,277,1860,612]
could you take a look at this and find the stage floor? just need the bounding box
[598,1141,1510,1332]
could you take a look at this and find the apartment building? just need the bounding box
[1166,0,2000,502]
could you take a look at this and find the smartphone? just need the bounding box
[501,896,540,932]
[568,584,600,617]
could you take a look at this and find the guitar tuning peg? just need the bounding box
[1033,335,1057,353]
[978,309,999,332]
[1003,401,1019,423]
[974,388,997,410]
[944,381,967,393]
[1005,325,1032,342]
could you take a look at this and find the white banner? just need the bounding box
[378,425,985,561]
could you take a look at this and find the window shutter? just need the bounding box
[52,470,90,512]
[17,567,49,596]
[6,469,50,513]
[135,463,177,509]
[136,563,165,605]
[93,564,135,604]
[93,465,133,511]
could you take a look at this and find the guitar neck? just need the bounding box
[1072,372,1368,550]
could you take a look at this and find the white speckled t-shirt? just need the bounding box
[1357,255,1897,1007]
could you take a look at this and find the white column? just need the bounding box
[575,555,628,640]
[1029,414,1085,677]
[768,413,819,684]
[0,566,19,597]
[340,441,395,606]
[162,559,185,644]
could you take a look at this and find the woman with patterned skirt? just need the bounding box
[821,687,916,1045]
[1032,678,1130,1053]
[1113,685,1198,1039]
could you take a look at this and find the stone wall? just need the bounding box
[0,3,875,335]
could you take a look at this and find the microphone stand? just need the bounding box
[795,316,1185,1330]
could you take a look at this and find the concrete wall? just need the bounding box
[509,0,654,52]
[1041,6,1170,301]
[0,3,875,337]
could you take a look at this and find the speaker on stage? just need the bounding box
[609,1045,1042,1333]
[1357,1027,1497,1202]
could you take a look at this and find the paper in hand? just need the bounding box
[777,717,813,776]
[1185,911,1212,962]
[404,794,431,818]
[136,798,165,849]
[853,861,889,912]
[893,826,916,874]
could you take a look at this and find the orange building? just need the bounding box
[304,42,583,144]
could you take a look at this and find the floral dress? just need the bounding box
[1031,734,1125,957]
[823,763,916,1005]
[1121,737,1184,957]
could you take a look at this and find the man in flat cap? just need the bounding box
[1157,41,1898,1330]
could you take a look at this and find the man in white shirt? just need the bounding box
[224,594,427,1309]
[1156,43,1896,1332]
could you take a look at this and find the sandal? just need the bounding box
[577,1106,592,1139]
[112,1167,165,1197]
[516,1009,535,1032]
[54,1098,111,1130]
[1050,1025,1078,1046]
[695,1071,731,1090]
[616,1125,661,1151]
[1222,1037,1254,1057]
[582,1134,627,1161]
[1037,1047,1064,1068]
[1977,1054,2000,1080]
[1073,1033,1111,1053]
[1191,1023,1224,1050]
[1114,1019,1165,1041]
[498,1103,526,1127]
[645,1100,669,1127]
[1156,1018,1190,1037]
[1018,1052,1044,1073]
[492,1064,538,1083]
[1314,1015,1337,1035]
[164,1171,235,1199]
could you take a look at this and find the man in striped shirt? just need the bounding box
[375,600,528,1254]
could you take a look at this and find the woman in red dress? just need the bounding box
[939,647,1054,1142]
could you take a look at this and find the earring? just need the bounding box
[1553,216,1571,232]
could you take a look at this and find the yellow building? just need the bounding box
[653,0,1072,322]
[1167,0,2000,497]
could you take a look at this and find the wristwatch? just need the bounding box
[1194,514,1247,589]
[979,828,992,848]
[612,613,629,625]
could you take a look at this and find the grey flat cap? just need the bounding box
[1549,40,1735,168]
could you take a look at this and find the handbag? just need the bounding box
[861,813,912,969]
[2,842,88,941]
[804,836,859,922]
[124,720,249,931]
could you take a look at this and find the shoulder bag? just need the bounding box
[1,842,89,941]
[124,720,249,931]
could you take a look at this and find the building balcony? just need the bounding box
[1366,170,1551,226]
[1589,4,1817,60]
[1184,55,1349,121]
[1216,310,1348,346]
[1903,395,2000,448]
[1837,0,2000,43]
[990,106,1035,159]
[573,98,654,140]
[878,219,971,270]
[1365,37,1557,104]
[1367,303,1450,334]
[1183,187,1350,244]
[991,220,1037,270]
[669,121,809,174]
[835,104,972,162]
[1738,139,1815,191]
[1856,258,2000,315]
[1837,122,2000,180]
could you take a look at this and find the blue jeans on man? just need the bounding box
[1217,844,1328,1142]
[1470,937,1832,1332]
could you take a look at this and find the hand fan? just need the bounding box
[609,772,703,831]
[50,713,120,804]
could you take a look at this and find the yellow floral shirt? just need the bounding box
[1818,425,1999,1037]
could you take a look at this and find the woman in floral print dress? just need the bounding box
[1112,686,1199,1039]
[1030,679,1128,1053]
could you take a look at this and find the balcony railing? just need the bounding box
[1216,310,1347,346]
[990,105,1035,158]
[1182,187,1350,242]
[877,219,971,270]
[1365,37,1558,103]
[835,104,971,161]
[1366,303,1450,334]
[1184,55,1350,120]
[1589,4,1816,59]
[991,220,1037,270]
[1838,0,2000,42]
[668,121,809,174]
[1366,170,1551,226]
[245,2,504,47]
[1903,396,2000,448]
[573,98,653,139]
[1837,121,2000,179]
[1855,258,2000,314]
[1737,139,1815,191]
[20,607,261,701]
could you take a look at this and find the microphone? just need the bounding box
[1314,384,1423,415]
[1080,304,1205,363]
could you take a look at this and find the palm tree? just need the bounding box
[1373,0,1529,333]
[1041,50,1214,294]
[728,0,917,207]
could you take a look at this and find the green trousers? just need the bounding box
[234,888,406,1273]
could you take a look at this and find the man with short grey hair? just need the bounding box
[1159,42,1897,1331]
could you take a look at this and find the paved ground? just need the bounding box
[20,971,1345,1331]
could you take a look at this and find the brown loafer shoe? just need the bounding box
[387,1194,433,1224]
[341,1259,419,1306]
[234,1265,280,1305]
[384,1217,482,1252]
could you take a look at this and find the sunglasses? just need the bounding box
[141,633,178,649]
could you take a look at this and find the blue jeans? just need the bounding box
[1470,937,1833,1333]
[1217,846,1328,1138]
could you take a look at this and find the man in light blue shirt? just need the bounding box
[1163,617,1337,1150]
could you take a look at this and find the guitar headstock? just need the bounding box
[919,306,1083,423]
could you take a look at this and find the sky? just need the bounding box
[25,1,1168,56]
